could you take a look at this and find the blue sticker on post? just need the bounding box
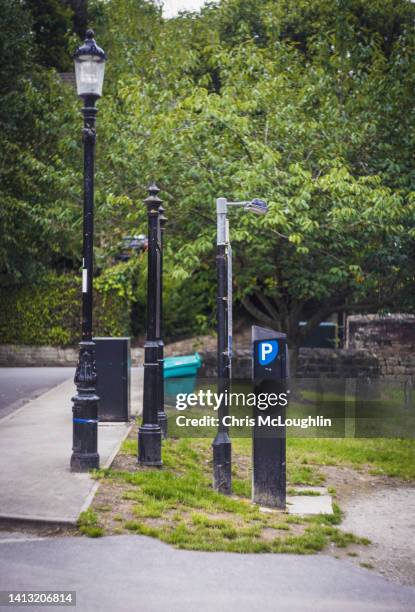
[258,340,279,365]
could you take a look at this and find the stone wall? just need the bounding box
[198,347,380,379]
[2,315,415,378]
[347,314,415,377]
[0,344,144,367]
[0,345,79,367]
[296,348,380,379]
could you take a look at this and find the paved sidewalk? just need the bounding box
[0,367,75,418]
[0,369,142,526]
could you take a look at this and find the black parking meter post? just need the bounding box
[252,325,288,509]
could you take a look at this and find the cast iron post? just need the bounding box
[70,95,100,472]
[138,183,163,466]
[212,197,232,494]
[157,202,168,438]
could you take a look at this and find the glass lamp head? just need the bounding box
[74,30,106,98]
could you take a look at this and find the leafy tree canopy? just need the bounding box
[2,0,415,346]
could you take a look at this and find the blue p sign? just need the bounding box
[258,340,279,365]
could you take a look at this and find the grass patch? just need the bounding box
[85,434,379,553]
[287,438,415,479]
[77,510,104,538]
[287,489,321,496]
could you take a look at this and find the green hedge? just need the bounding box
[0,273,131,346]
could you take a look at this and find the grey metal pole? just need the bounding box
[227,223,233,379]
[212,197,232,494]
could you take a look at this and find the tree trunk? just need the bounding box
[66,0,88,37]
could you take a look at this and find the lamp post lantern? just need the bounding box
[70,30,106,472]
[212,197,268,493]
[138,184,163,466]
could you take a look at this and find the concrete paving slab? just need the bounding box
[259,486,333,516]
[287,494,333,515]
[0,368,143,526]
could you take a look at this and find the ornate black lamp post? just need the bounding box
[138,184,163,466]
[70,30,106,472]
[157,204,168,438]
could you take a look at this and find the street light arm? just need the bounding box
[226,201,251,207]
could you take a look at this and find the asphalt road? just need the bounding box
[0,535,414,612]
[0,368,74,418]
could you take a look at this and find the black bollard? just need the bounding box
[157,202,168,438]
[138,184,163,467]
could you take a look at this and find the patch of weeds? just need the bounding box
[288,465,325,486]
[77,510,104,538]
[285,515,304,525]
[132,498,172,519]
[322,527,369,548]
[347,552,359,557]
[287,488,321,496]
[122,489,145,502]
[232,478,251,497]
[307,503,342,526]
[123,521,160,538]
[270,528,326,554]
[121,439,137,456]
[360,562,374,569]
[287,438,415,480]
[191,514,240,540]
[90,435,374,554]
[91,467,114,481]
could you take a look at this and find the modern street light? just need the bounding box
[70,30,106,472]
[157,204,168,438]
[212,197,268,493]
[138,184,163,466]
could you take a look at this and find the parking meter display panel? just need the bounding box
[252,326,288,382]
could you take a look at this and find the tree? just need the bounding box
[0,0,80,283]
[2,0,415,351]
[84,0,415,355]
[66,0,88,37]
[25,0,74,71]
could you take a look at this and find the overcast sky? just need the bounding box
[162,0,208,18]
[162,1,415,18]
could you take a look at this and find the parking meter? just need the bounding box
[252,325,288,509]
